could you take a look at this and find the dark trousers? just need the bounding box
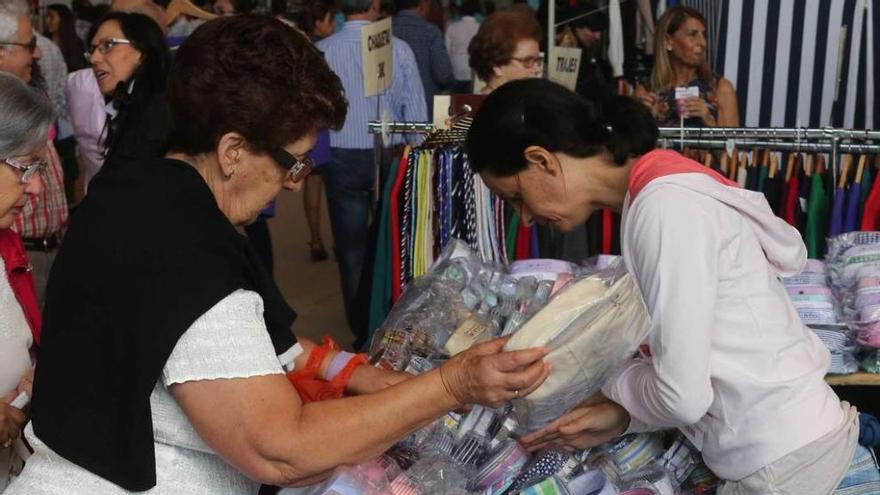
[323,148,374,343]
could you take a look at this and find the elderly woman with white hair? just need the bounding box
[0,71,54,491]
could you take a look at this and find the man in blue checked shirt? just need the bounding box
[317,0,426,347]
[392,0,454,114]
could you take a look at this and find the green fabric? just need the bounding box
[758,164,769,192]
[805,173,829,259]
[506,210,520,259]
[521,476,567,495]
[861,165,874,214]
[368,157,401,339]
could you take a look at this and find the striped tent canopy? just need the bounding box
[682,0,877,130]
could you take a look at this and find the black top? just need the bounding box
[104,90,170,168]
[31,157,297,491]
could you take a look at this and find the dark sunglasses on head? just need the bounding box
[270,148,314,183]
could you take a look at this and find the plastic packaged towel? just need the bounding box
[504,260,651,431]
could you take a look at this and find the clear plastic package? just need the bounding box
[504,260,651,430]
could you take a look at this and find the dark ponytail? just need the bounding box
[466,79,657,177]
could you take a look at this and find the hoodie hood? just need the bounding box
[626,149,807,277]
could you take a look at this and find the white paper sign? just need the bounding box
[361,18,393,97]
[547,47,582,91]
[674,85,700,101]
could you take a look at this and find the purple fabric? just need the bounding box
[845,182,862,233]
[261,200,276,217]
[829,186,847,237]
[310,130,332,166]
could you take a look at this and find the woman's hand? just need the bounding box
[682,96,716,126]
[633,85,659,116]
[439,336,550,409]
[0,391,27,448]
[519,393,630,452]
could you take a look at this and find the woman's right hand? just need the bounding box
[633,84,659,115]
[439,336,551,408]
[0,391,26,448]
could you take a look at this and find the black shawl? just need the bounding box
[31,157,297,491]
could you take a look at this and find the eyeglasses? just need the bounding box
[511,55,544,69]
[0,36,37,54]
[86,38,132,58]
[2,157,46,184]
[270,148,315,183]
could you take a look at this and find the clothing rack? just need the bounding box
[658,126,880,187]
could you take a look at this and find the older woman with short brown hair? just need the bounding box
[7,15,549,494]
[468,9,542,94]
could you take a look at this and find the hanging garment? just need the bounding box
[763,173,783,216]
[746,162,760,192]
[400,148,418,286]
[607,0,624,77]
[529,224,540,259]
[758,162,769,193]
[368,156,402,337]
[782,156,802,226]
[844,181,862,234]
[805,173,829,259]
[515,222,531,260]
[828,185,847,238]
[389,148,411,302]
[861,167,880,231]
[601,208,613,254]
[506,210,519,262]
[860,163,874,218]
[796,165,812,235]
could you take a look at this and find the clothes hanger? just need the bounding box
[770,152,779,179]
[165,0,216,26]
[816,154,826,176]
[855,154,867,184]
[785,153,796,182]
[838,155,853,189]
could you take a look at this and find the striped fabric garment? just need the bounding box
[12,140,68,239]
[684,0,877,129]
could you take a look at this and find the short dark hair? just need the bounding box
[394,0,420,13]
[340,0,372,16]
[466,79,658,176]
[468,10,541,82]
[294,0,336,35]
[88,12,170,96]
[459,0,481,17]
[167,15,347,156]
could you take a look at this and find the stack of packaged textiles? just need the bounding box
[827,232,880,373]
[783,259,860,374]
[282,242,723,495]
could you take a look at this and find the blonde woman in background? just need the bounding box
[634,6,738,127]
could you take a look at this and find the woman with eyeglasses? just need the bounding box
[467,8,542,94]
[86,11,171,167]
[6,16,549,494]
[0,72,54,491]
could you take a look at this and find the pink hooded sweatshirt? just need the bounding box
[602,149,845,481]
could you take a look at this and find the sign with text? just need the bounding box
[361,18,393,97]
[548,47,582,92]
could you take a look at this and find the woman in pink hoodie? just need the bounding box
[465,78,879,494]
